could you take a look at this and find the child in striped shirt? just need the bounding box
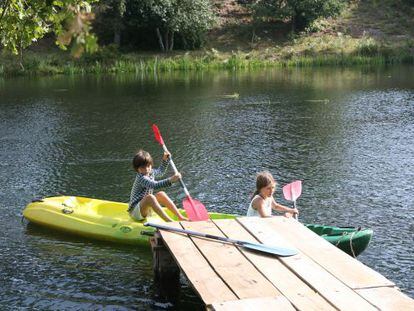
[128,149,187,222]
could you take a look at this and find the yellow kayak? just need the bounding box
[23,196,235,245]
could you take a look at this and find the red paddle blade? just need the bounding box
[152,124,164,145]
[183,197,209,221]
[282,180,302,202]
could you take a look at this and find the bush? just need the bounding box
[354,37,380,56]
[80,44,121,65]
[306,18,333,33]
[251,0,346,32]
[121,0,216,51]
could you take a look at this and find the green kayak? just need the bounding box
[23,196,372,257]
[305,224,373,257]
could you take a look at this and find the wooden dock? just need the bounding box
[150,217,414,310]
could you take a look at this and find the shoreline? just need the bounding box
[1,0,413,78]
[1,45,413,78]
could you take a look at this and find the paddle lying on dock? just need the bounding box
[144,222,298,257]
[282,180,302,220]
[152,124,209,221]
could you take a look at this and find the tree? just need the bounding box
[93,0,126,46]
[251,0,345,32]
[135,0,216,51]
[0,0,98,66]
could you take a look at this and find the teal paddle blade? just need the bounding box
[240,241,298,257]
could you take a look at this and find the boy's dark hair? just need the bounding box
[133,150,153,170]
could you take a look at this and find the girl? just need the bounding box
[247,171,298,218]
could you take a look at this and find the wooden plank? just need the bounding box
[157,222,237,305]
[356,287,414,310]
[238,217,377,311]
[181,220,282,300]
[209,296,296,311]
[247,216,394,289]
[214,219,336,311]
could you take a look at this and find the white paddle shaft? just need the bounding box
[290,187,299,220]
[161,144,190,197]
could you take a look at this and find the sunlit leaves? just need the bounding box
[0,0,98,58]
[56,3,98,56]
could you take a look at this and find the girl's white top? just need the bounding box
[246,195,272,217]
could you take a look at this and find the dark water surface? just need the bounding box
[1,66,413,309]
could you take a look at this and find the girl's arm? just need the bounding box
[271,198,298,216]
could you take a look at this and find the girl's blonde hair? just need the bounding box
[252,171,276,199]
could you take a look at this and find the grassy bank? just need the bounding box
[1,0,413,77]
[1,38,413,77]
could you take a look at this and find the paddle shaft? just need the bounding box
[145,222,245,245]
[152,124,210,220]
[293,200,298,220]
[290,187,299,220]
[144,222,298,256]
[160,144,191,197]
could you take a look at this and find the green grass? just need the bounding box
[1,34,413,77]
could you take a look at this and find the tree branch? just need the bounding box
[0,0,12,26]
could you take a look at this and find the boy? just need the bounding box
[128,149,187,222]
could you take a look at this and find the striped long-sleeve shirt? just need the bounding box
[128,158,172,212]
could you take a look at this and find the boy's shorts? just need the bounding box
[129,201,144,221]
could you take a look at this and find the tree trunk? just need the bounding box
[182,34,188,49]
[114,29,121,46]
[291,15,296,33]
[19,39,24,71]
[169,31,174,51]
[164,30,169,52]
[156,28,165,52]
[293,10,306,32]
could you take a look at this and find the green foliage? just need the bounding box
[128,0,216,51]
[174,0,217,49]
[306,18,333,33]
[80,43,121,64]
[354,37,380,56]
[93,0,126,45]
[0,0,98,60]
[91,0,216,51]
[250,0,346,31]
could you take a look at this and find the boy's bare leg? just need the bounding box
[156,191,188,221]
[140,194,174,222]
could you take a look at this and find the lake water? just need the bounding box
[1,66,413,309]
